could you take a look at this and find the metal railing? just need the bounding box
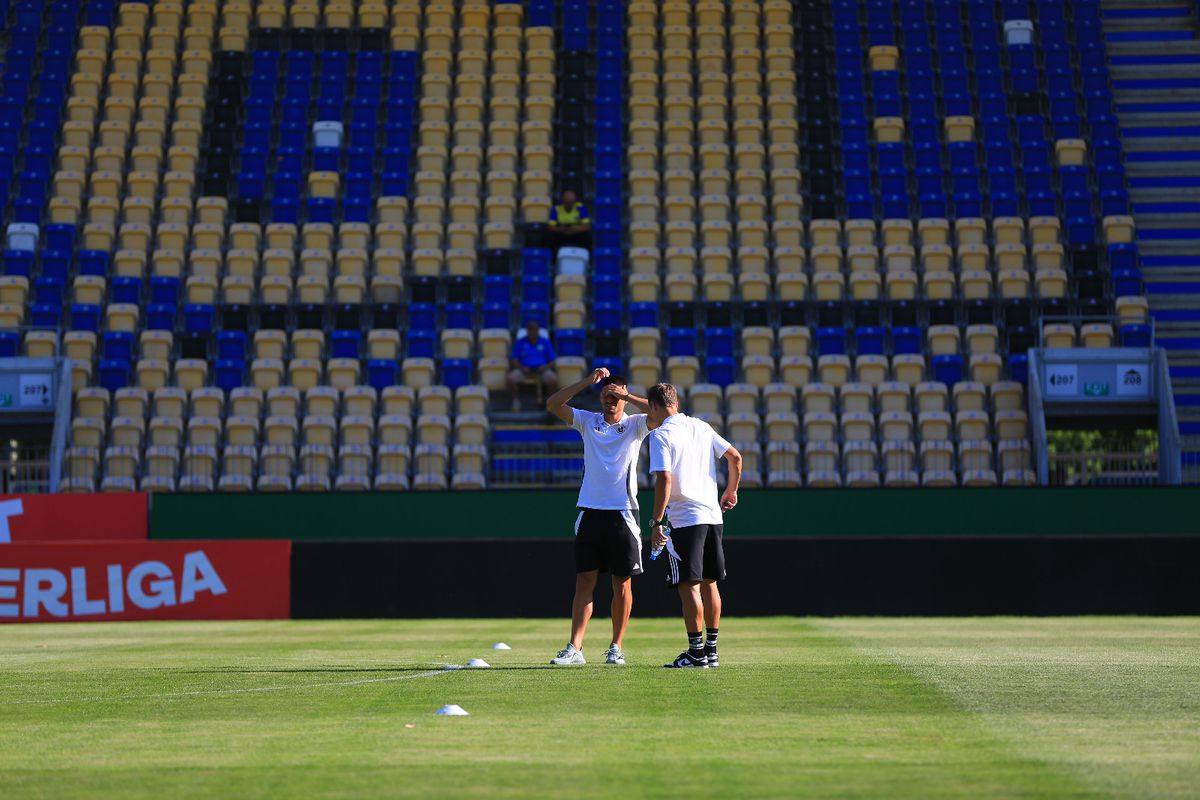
[1048,449,1160,487]
[0,437,52,493]
[1180,437,1200,485]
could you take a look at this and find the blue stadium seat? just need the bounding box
[441,359,471,390]
[932,355,964,386]
[183,304,214,335]
[705,356,735,388]
[817,327,847,356]
[0,331,18,357]
[217,331,247,361]
[555,329,586,358]
[368,359,399,391]
[102,332,133,362]
[215,359,245,393]
[98,359,130,393]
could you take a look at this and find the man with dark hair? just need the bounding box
[646,382,742,668]
[547,190,591,250]
[545,367,653,665]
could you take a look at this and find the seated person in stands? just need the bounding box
[548,190,591,250]
[508,319,559,411]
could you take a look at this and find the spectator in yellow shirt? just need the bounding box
[548,190,591,250]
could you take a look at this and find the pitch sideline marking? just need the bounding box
[0,662,464,706]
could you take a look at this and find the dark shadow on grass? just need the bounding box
[178,665,561,675]
[182,667,450,674]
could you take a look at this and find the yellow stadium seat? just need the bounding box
[665,273,697,302]
[666,356,700,390]
[454,415,489,447]
[966,325,1000,356]
[996,410,1030,442]
[453,386,488,418]
[969,354,1003,386]
[844,442,879,476]
[875,382,910,414]
[915,382,949,414]
[817,355,851,388]
[1032,268,1070,299]
[921,435,956,473]
[323,359,358,392]
[763,383,797,414]
[71,417,106,450]
[802,383,836,414]
[75,388,109,421]
[134,358,168,392]
[840,411,874,442]
[952,382,988,414]
[996,269,1031,301]
[171,359,206,392]
[713,412,748,442]
[804,412,838,443]
[805,441,839,474]
[686,384,722,416]
[740,355,775,388]
[1080,323,1114,349]
[779,355,813,388]
[416,386,452,419]
[955,410,991,442]
[626,356,659,389]
[926,325,960,356]
[999,440,1031,473]
[848,355,885,388]
[1116,296,1150,325]
[1043,323,1076,349]
[957,439,993,474]
[840,383,874,414]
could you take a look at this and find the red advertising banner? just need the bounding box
[0,540,290,622]
[0,493,148,543]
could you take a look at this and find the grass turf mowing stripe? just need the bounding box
[0,619,1113,799]
[820,617,1200,800]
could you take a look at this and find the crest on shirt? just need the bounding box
[616,425,625,433]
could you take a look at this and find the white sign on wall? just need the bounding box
[1045,364,1078,397]
[1116,364,1150,397]
[17,374,52,408]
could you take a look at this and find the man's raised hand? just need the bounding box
[590,367,610,384]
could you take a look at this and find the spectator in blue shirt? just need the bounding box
[507,319,559,411]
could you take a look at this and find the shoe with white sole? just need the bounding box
[604,644,625,664]
[663,651,709,668]
[705,647,719,668]
[549,644,585,665]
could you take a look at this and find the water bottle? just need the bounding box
[650,521,670,560]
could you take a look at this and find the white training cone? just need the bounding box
[435,704,469,716]
[491,643,512,650]
[466,658,490,668]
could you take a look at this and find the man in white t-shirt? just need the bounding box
[646,383,742,669]
[545,367,653,666]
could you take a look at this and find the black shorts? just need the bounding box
[664,524,726,586]
[574,509,643,577]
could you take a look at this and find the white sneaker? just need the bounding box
[604,644,625,664]
[549,643,585,665]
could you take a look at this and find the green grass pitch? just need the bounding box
[1,617,1198,799]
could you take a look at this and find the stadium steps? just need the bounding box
[489,420,584,487]
[1105,0,1200,475]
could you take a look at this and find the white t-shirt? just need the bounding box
[571,408,650,511]
[648,413,733,528]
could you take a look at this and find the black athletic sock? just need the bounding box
[705,628,719,650]
[687,631,705,658]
